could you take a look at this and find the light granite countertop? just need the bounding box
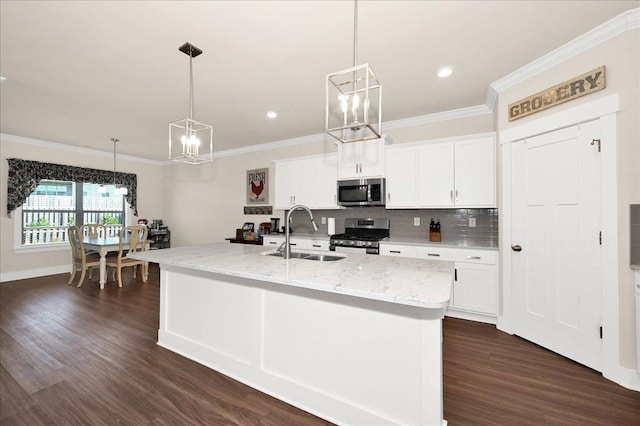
[266,233,497,250]
[129,242,453,309]
[383,237,499,250]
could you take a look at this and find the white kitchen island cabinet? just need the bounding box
[129,243,452,426]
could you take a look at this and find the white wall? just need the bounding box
[0,137,164,281]
[497,29,640,369]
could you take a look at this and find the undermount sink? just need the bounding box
[302,254,344,262]
[265,251,345,262]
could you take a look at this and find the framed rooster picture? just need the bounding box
[246,168,268,204]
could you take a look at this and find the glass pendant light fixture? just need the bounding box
[169,42,213,164]
[112,138,128,195]
[325,0,382,144]
[98,137,127,195]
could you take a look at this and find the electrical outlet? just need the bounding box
[469,217,476,228]
[414,217,420,226]
[321,216,327,225]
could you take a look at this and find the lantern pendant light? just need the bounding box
[325,0,382,144]
[169,42,213,164]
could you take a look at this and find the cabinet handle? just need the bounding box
[269,241,277,245]
[355,163,358,174]
[427,253,440,257]
[390,250,401,254]
[388,192,391,201]
[454,268,458,281]
[312,244,321,248]
[359,163,362,173]
[450,190,454,202]
[455,189,459,201]
[290,243,297,246]
[466,256,481,260]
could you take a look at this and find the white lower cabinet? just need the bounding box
[381,243,498,323]
[451,262,497,316]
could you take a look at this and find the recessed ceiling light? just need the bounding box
[266,111,278,119]
[436,67,453,78]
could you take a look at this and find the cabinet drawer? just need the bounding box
[262,236,284,247]
[380,244,417,258]
[301,239,330,251]
[415,246,497,264]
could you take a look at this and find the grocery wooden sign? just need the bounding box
[508,66,606,122]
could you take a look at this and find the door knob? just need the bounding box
[511,244,522,252]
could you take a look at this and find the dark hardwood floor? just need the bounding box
[1,264,639,425]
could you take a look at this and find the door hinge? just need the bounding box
[591,138,601,152]
[599,326,603,339]
[599,231,602,245]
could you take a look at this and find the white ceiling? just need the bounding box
[0,1,637,161]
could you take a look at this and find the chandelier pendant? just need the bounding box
[169,42,213,164]
[325,0,382,144]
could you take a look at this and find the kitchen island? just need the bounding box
[129,242,453,426]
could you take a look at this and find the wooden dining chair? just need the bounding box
[68,225,101,288]
[81,223,106,239]
[106,225,148,288]
[80,223,107,279]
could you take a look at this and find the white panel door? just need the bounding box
[511,120,602,371]
[454,137,496,207]
[385,146,417,208]
[418,142,454,207]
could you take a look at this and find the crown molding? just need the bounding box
[488,7,639,98]
[0,133,163,165]
[382,104,492,130]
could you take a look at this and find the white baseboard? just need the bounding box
[605,365,640,392]
[0,265,69,283]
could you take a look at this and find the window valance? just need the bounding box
[6,158,138,217]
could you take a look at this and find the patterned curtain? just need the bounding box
[6,158,138,217]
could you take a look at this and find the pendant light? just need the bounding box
[98,137,127,195]
[325,0,382,144]
[169,42,213,164]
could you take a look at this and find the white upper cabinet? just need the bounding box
[453,137,496,207]
[274,153,340,210]
[385,134,496,209]
[385,146,418,208]
[314,153,339,208]
[417,142,455,207]
[337,137,387,180]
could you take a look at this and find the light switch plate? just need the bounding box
[469,217,476,227]
[414,217,420,226]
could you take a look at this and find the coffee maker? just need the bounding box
[270,218,280,234]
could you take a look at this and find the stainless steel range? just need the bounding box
[329,218,390,255]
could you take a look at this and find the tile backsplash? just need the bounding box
[631,205,640,266]
[287,207,499,248]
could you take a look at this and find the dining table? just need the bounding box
[83,236,150,290]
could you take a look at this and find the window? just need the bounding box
[19,179,126,247]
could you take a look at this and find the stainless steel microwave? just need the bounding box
[337,178,386,207]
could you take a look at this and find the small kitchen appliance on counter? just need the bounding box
[329,218,390,254]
